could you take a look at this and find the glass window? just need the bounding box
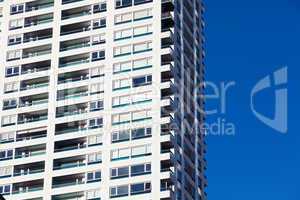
[4,82,18,93]
[115,12,132,24]
[111,130,130,142]
[111,148,130,160]
[0,150,13,160]
[1,115,17,127]
[133,8,152,20]
[88,118,103,128]
[87,152,102,164]
[90,82,104,94]
[3,99,17,109]
[92,34,105,45]
[133,25,152,36]
[130,182,151,194]
[0,132,14,142]
[114,28,132,40]
[93,2,107,13]
[90,100,104,111]
[86,189,101,199]
[112,78,130,90]
[110,185,128,197]
[9,19,23,30]
[133,57,152,69]
[114,45,131,57]
[90,66,104,77]
[110,166,129,178]
[91,50,105,61]
[10,4,24,14]
[132,75,152,87]
[88,134,102,146]
[0,184,11,195]
[132,127,152,139]
[131,144,151,157]
[115,0,132,8]
[8,35,22,45]
[131,163,151,176]
[7,50,21,61]
[93,18,106,29]
[5,66,19,77]
[133,41,152,53]
[113,61,131,73]
[87,171,101,182]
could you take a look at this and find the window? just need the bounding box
[132,110,151,121]
[111,147,130,160]
[0,167,12,178]
[87,152,102,164]
[133,8,152,21]
[8,35,22,45]
[113,61,131,73]
[113,45,131,57]
[114,28,132,40]
[88,134,102,146]
[90,82,104,94]
[110,185,128,198]
[0,184,11,195]
[131,144,151,158]
[3,99,17,110]
[1,115,17,127]
[111,130,130,143]
[110,166,129,179]
[90,66,104,78]
[93,2,107,13]
[133,25,152,37]
[10,4,24,14]
[86,189,101,200]
[9,19,23,30]
[112,78,130,90]
[112,95,130,107]
[93,18,106,29]
[90,100,104,111]
[112,112,131,125]
[5,66,20,77]
[88,118,103,128]
[115,12,132,24]
[91,50,105,61]
[133,57,152,70]
[87,171,101,182]
[4,82,18,93]
[131,163,151,176]
[92,34,105,45]
[132,127,152,139]
[131,91,151,104]
[0,150,13,161]
[133,41,152,53]
[134,0,153,5]
[0,132,14,143]
[7,50,21,61]
[132,75,152,87]
[130,182,151,195]
[115,0,132,9]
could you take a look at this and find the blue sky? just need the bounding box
[205,0,300,200]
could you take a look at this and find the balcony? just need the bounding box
[16,127,47,142]
[58,69,89,84]
[13,162,45,176]
[12,179,43,194]
[60,37,91,52]
[52,174,85,188]
[61,21,91,36]
[62,0,84,5]
[161,12,174,32]
[56,103,88,118]
[59,53,90,68]
[20,76,49,91]
[17,109,48,124]
[24,13,53,27]
[55,118,102,135]
[15,144,46,159]
[21,60,51,74]
[57,86,88,101]
[61,6,91,20]
[54,138,87,153]
[22,45,51,59]
[23,29,52,43]
[25,0,54,12]
[52,192,86,200]
[53,155,86,170]
[161,0,174,12]
[19,93,48,108]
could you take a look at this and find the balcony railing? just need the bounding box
[59,59,89,68]
[26,2,54,12]
[15,151,46,159]
[20,83,49,91]
[54,144,86,153]
[24,18,53,27]
[19,99,48,107]
[14,169,44,176]
[12,186,43,194]
[18,115,48,124]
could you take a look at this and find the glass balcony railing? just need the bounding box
[14,169,44,176]
[57,92,88,101]
[53,162,85,170]
[16,133,47,142]
[59,59,89,68]
[62,11,91,20]
[26,2,54,12]
[15,151,46,159]
[56,109,88,118]
[12,186,43,194]
[60,42,90,51]
[23,35,52,43]
[18,115,48,124]
[22,50,51,58]
[54,144,86,153]
[20,83,49,91]
[24,18,53,27]
[52,180,84,188]
[19,99,49,107]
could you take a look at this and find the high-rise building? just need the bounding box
[0,0,206,200]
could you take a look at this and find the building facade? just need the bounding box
[0,0,206,200]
